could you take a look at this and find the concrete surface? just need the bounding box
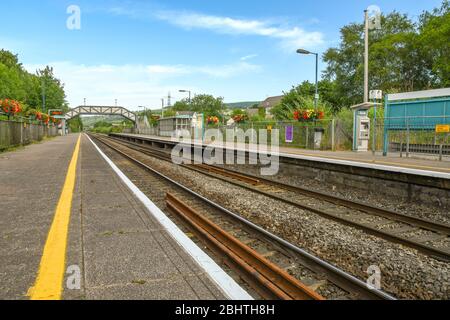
[0,135,78,299]
[0,134,226,300]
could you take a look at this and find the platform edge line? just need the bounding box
[86,134,253,301]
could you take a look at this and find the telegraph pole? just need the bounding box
[364,9,369,103]
[167,92,172,107]
[42,78,46,113]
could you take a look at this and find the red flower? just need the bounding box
[207,116,219,124]
[0,99,22,114]
[317,111,324,119]
[302,111,309,120]
[293,111,300,120]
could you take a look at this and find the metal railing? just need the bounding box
[210,119,351,151]
[382,116,450,160]
[130,115,450,161]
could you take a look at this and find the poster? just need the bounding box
[285,125,293,143]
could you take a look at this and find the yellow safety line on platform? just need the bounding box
[27,134,81,300]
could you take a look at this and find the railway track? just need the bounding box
[166,193,323,300]
[90,133,395,300]
[107,134,450,262]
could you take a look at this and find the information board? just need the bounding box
[285,125,293,143]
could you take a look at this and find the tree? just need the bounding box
[322,3,449,110]
[231,108,245,117]
[172,99,190,112]
[169,94,225,119]
[67,116,83,133]
[189,94,225,118]
[418,1,450,87]
[270,82,336,120]
[36,66,68,112]
[0,49,68,113]
[0,50,27,102]
[94,121,112,128]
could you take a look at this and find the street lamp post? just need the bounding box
[296,49,319,111]
[161,98,165,118]
[179,90,191,104]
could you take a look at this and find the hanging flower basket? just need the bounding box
[0,99,22,116]
[206,116,219,125]
[26,109,39,120]
[293,109,325,122]
[233,114,248,124]
[42,113,50,125]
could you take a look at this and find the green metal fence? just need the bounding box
[205,119,354,151]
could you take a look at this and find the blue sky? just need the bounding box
[1,0,443,110]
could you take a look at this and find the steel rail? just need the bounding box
[220,166,450,235]
[166,193,323,300]
[104,134,450,260]
[91,134,396,300]
[191,165,450,261]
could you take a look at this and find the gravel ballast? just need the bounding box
[103,142,450,299]
[221,164,450,226]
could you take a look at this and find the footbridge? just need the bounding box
[65,106,137,123]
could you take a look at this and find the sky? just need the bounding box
[1,0,444,111]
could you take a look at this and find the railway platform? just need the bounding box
[110,133,450,209]
[0,134,249,300]
[113,133,450,175]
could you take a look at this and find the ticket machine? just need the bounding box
[351,103,372,152]
[356,114,370,151]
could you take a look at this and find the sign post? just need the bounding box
[48,109,66,135]
[370,90,383,156]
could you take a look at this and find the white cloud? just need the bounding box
[146,62,261,77]
[155,11,324,51]
[24,61,261,110]
[240,54,258,61]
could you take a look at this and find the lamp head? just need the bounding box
[296,49,311,55]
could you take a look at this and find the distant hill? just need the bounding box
[80,115,126,128]
[225,101,261,110]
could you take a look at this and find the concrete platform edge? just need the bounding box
[112,133,450,179]
[85,134,253,300]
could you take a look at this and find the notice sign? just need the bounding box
[436,124,450,133]
[49,110,63,116]
[285,125,293,143]
[49,109,65,119]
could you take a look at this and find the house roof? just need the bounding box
[259,95,283,109]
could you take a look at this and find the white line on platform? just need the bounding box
[86,134,253,301]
